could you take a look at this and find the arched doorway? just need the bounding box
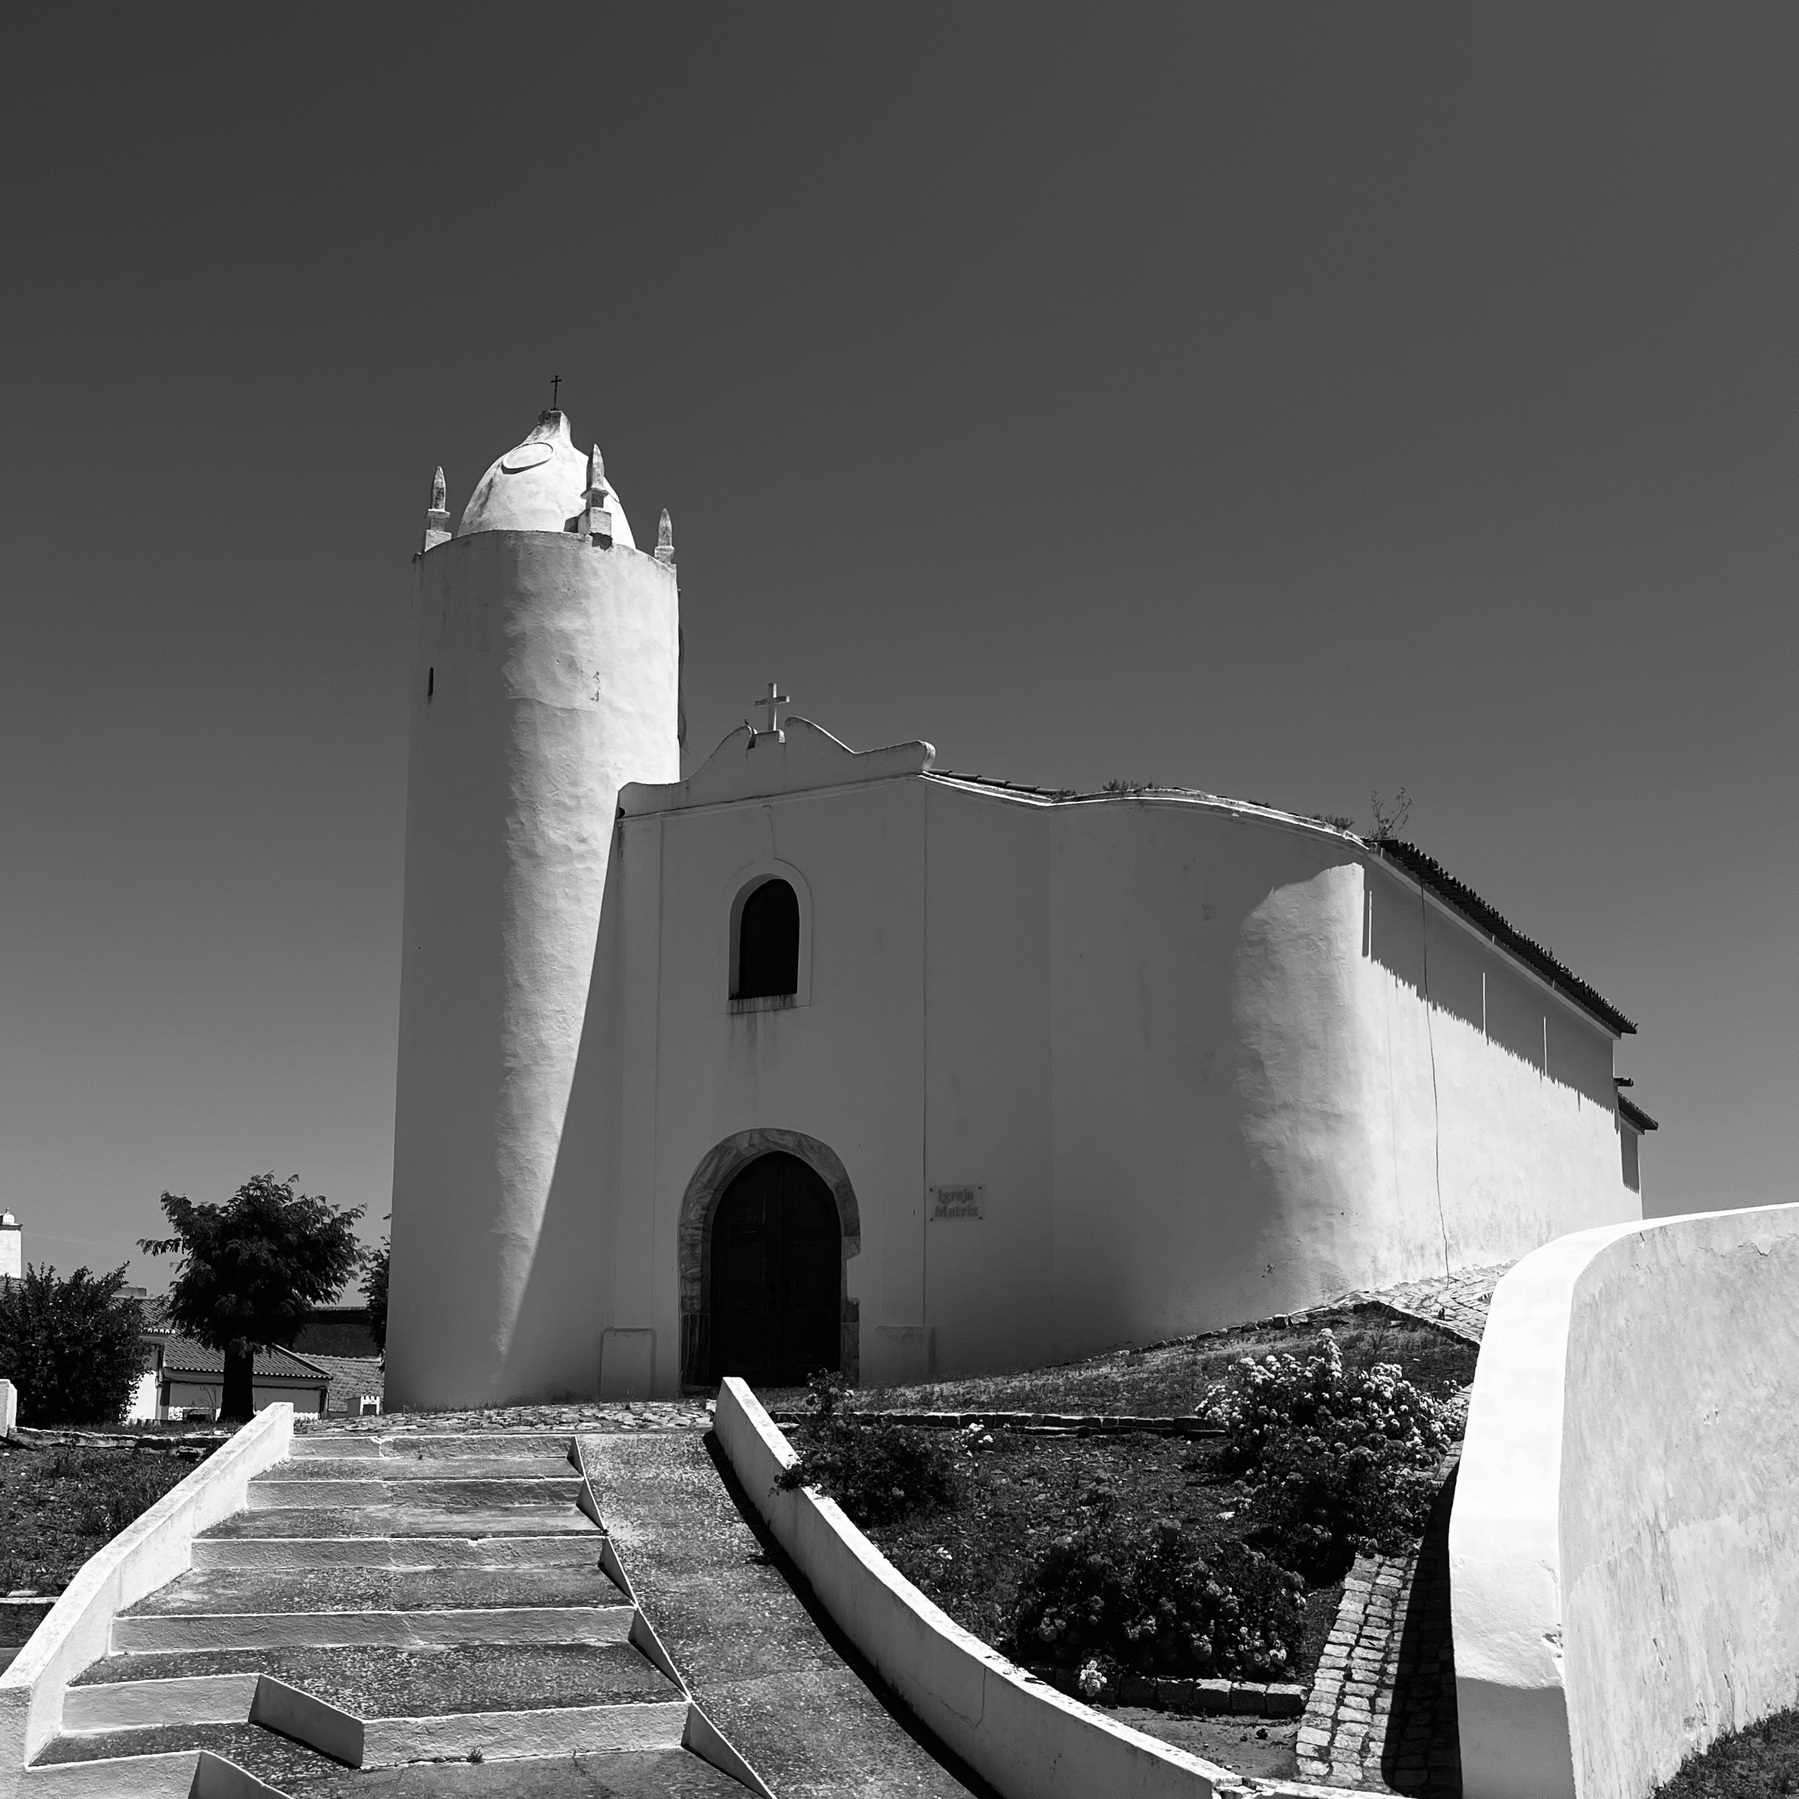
[707,1151,841,1387]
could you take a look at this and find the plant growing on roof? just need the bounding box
[140,1174,366,1423]
[1369,788,1413,841]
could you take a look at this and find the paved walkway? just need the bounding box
[581,1428,989,1799]
[1349,1264,1512,1345]
[1296,1462,1461,1796]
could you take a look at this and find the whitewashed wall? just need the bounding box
[584,726,1638,1394]
[1452,1204,1799,1799]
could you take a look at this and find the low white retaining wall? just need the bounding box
[1452,1204,1799,1799]
[714,1378,1232,1799]
[0,1403,295,1799]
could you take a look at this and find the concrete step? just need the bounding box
[246,1477,584,1510]
[189,1534,603,1572]
[71,1641,678,1718]
[276,1745,754,1795]
[29,1729,329,1792]
[287,1434,572,1462]
[53,1689,691,1773]
[126,1562,625,1617]
[265,1456,577,1483]
[18,1429,774,1799]
[202,1506,598,1540]
[110,1604,635,1655]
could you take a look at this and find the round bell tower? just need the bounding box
[385,408,679,1408]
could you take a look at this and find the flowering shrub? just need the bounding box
[1013,1513,1304,1684]
[1203,1330,1453,1580]
[777,1387,959,1530]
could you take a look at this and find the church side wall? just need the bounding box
[920,791,1055,1379]
[1041,805,1389,1360]
[918,793,1636,1371]
[1362,859,1635,1274]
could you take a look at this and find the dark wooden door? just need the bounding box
[709,1152,841,1387]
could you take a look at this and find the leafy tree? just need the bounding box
[0,1264,147,1426]
[140,1174,365,1422]
[362,1239,389,1353]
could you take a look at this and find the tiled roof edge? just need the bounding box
[1617,1093,1660,1132]
[1372,838,1636,1036]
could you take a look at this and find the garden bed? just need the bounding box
[776,1302,1476,1728]
[797,1421,1344,1689]
[0,1439,200,1642]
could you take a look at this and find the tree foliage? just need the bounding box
[140,1173,365,1421]
[0,1264,147,1426]
[361,1239,389,1353]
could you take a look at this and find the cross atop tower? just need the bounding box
[550,373,562,410]
[748,680,790,745]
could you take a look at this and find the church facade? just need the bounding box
[384,410,1648,1410]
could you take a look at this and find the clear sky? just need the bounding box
[0,6,1792,1291]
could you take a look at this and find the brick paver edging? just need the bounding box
[1031,1664,1306,1718]
[8,1426,226,1454]
[770,1409,1225,1438]
[1295,1450,1462,1795]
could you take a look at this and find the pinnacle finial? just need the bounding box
[581,445,615,547]
[655,508,675,566]
[421,465,453,554]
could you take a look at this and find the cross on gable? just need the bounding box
[748,681,790,745]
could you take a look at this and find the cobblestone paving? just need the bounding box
[300,1400,713,1435]
[1346,1262,1513,1344]
[1296,1457,1461,1796]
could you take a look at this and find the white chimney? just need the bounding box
[0,1212,20,1282]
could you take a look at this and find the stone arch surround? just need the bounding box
[677,1128,862,1390]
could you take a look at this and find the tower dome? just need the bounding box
[457,409,636,548]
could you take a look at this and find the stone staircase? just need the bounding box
[24,1428,768,1795]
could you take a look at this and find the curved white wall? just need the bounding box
[1451,1203,1799,1799]
[386,529,678,1408]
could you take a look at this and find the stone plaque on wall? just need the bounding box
[930,1184,984,1221]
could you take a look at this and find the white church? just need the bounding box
[383,408,1654,1410]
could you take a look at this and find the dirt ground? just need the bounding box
[0,1439,196,1633]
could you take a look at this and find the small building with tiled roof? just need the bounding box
[297,1353,384,1417]
[130,1331,333,1422]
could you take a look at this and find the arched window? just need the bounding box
[735,879,800,999]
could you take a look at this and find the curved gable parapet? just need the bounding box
[620,717,935,815]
